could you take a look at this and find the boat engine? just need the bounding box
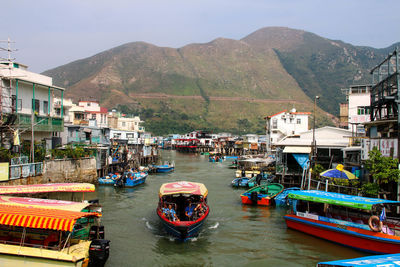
[89,239,110,267]
[250,191,259,204]
[89,225,105,240]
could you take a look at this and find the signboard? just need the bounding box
[362,138,398,159]
[0,163,9,181]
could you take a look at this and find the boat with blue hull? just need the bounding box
[231,177,250,187]
[150,162,175,173]
[317,253,400,267]
[99,171,148,187]
[157,181,209,240]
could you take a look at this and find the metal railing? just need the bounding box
[9,156,43,180]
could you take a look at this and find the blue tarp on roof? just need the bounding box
[288,190,400,210]
[318,253,400,266]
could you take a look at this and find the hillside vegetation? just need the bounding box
[43,27,398,135]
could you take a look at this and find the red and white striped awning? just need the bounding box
[0,205,100,232]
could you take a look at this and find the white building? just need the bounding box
[265,108,310,153]
[0,61,65,149]
[342,85,371,134]
[78,100,108,128]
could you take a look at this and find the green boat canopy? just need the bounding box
[288,190,400,210]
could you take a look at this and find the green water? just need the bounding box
[97,150,366,266]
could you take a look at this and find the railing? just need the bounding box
[9,156,43,180]
[16,114,64,132]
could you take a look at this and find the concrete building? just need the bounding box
[0,61,64,150]
[265,108,310,153]
[78,100,108,128]
[340,85,372,134]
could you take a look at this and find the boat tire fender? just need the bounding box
[368,216,383,232]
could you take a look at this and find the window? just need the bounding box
[272,119,277,129]
[32,99,39,113]
[297,118,301,124]
[357,106,371,115]
[91,114,96,120]
[122,122,126,127]
[43,101,48,114]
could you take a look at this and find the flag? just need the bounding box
[380,207,386,222]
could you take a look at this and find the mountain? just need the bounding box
[43,27,398,135]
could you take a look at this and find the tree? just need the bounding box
[365,148,400,184]
[362,148,400,198]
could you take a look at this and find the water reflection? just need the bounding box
[241,205,272,221]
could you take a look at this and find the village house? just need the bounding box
[265,108,310,153]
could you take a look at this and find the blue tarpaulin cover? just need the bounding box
[318,253,400,266]
[292,153,309,170]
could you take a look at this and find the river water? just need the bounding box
[96,150,366,266]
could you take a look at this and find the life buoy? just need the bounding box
[368,215,383,232]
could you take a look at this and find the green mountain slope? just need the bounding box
[43,27,398,135]
[242,27,393,114]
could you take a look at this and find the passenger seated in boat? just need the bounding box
[162,203,169,217]
[168,204,180,222]
[195,203,205,218]
[185,201,196,220]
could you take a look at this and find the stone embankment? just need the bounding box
[4,158,97,186]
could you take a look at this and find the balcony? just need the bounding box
[16,114,64,132]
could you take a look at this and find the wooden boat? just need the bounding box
[317,253,400,267]
[156,181,210,240]
[114,172,148,188]
[231,177,250,187]
[0,195,109,266]
[150,162,175,173]
[98,173,120,185]
[240,183,284,206]
[284,190,400,254]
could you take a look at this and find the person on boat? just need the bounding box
[185,201,196,220]
[168,204,180,222]
[162,203,169,217]
[256,173,262,185]
[241,169,246,177]
[194,203,205,218]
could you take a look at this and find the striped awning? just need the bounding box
[0,205,100,232]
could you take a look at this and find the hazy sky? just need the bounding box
[2,0,399,73]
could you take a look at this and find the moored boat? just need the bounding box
[150,162,175,173]
[0,196,109,267]
[115,171,148,187]
[240,183,284,206]
[231,177,250,187]
[317,253,400,267]
[284,190,400,254]
[156,181,210,240]
[98,173,120,185]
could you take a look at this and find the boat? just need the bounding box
[98,173,120,185]
[231,177,250,187]
[247,173,275,188]
[240,183,284,206]
[98,171,147,187]
[274,187,301,207]
[156,181,210,240]
[114,171,148,187]
[0,183,95,195]
[284,190,400,254]
[317,253,400,267]
[0,195,109,266]
[149,162,175,173]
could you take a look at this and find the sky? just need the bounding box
[2,0,399,73]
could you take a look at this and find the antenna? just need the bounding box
[0,37,17,63]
